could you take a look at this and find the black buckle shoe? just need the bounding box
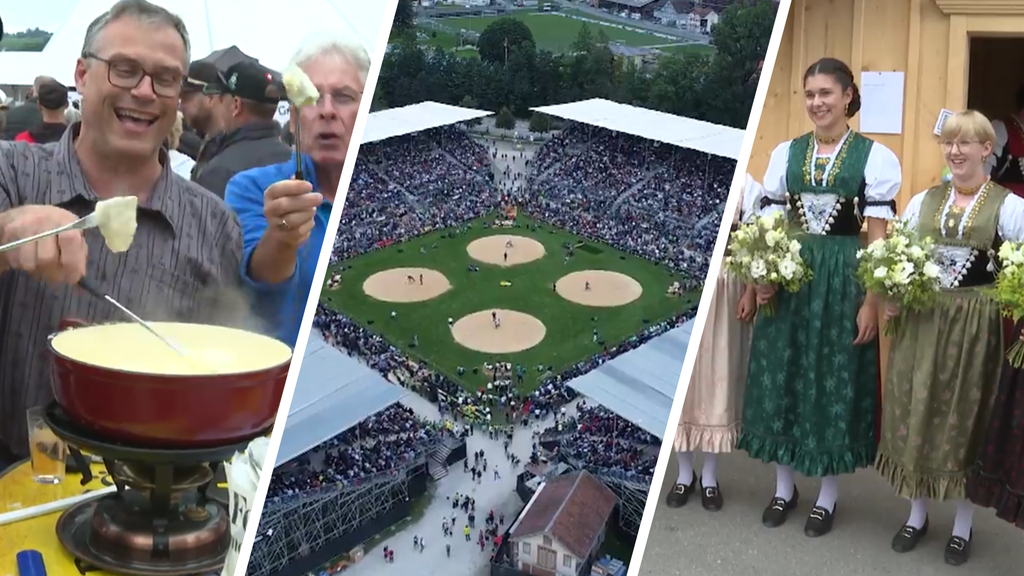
[762,486,799,528]
[891,518,928,553]
[664,471,696,508]
[804,504,836,538]
[700,480,723,512]
[944,530,972,566]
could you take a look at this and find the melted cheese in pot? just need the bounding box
[51,322,292,375]
[283,65,320,107]
[94,196,139,253]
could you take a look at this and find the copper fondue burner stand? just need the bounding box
[43,402,260,576]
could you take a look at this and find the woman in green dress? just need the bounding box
[738,57,900,538]
[878,110,1024,566]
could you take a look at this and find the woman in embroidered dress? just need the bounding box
[666,173,760,512]
[878,110,1024,566]
[737,57,899,538]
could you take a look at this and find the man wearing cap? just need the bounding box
[14,81,70,144]
[177,60,221,159]
[190,61,290,198]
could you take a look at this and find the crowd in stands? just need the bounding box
[332,126,500,261]
[557,403,659,480]
[277,120,720,502]
[522,124,733,280]
[265,404,442,502]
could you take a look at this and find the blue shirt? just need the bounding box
[225,153,331,348]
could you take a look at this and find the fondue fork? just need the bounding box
[77,277,187,356]
[0,212,99,254]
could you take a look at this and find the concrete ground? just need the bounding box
[344,394,573,576]
[638,451,1023,576]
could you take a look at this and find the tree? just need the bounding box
[702,1,778,126]
[528,112,551,133]
[477,18,535,66]
[460,95,483,126]
[390,0,417,39]
[495,107,517,130]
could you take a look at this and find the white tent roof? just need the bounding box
[566,318,694,439]
[275,333,407,466]
[33,0,390,86]
[531,98,744,160]
[0,52,45,87]
[361,101,493,144]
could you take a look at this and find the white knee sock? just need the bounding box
[701,453,719,488]
[676,451,694,486]
[906,498,928,529]
[775,465,795,500]
[815,476,838,512]
[952,500,974,540]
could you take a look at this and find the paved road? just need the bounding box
[345,394,577,576]
[638,451,1023,575]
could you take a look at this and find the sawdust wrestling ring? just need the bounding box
[555,270,643,307]
[450,309,546,354]
[466,235,545,267]
[362,268,452,303]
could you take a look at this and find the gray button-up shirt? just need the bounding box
[0,125,247,458]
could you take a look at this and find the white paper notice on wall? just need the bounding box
[933,108,955,136]
[859,71,905,134]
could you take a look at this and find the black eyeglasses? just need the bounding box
[83,52,183,98]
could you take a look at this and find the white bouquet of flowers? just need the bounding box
[855,220,941,337]
[221,437,271,576]
[990,241,1024,367]
[724,210,813,316]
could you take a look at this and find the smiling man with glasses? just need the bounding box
[0,0,259,468]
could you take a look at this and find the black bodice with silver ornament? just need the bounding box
[761,183,896,237]
[938,242,1001,288]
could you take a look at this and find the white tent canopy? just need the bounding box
[566,318,694,439]
[275,333,407,466]
[361,101,493,144]
[32,0,390,86]
[0,52,45,88]
[531,99,744,160]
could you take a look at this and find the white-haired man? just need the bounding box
[224,33,369,346]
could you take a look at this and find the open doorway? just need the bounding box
[967,37,1024,118]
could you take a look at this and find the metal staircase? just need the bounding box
[427,441,453,480]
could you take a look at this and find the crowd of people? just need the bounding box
[557,403,660,481]
[522,124,734,280]
[332,126,500,261]
[307,120,718,493]
[266,404,443,502]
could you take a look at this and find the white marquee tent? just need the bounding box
[566,318,694,439]
[276,333,407,466]
[531,98,744,160]
[25,0,390,87]
[0,52,44,88]
[361,101,493,144]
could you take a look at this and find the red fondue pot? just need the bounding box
[49,318,291,448]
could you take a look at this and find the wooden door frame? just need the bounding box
[935,1,1024,110]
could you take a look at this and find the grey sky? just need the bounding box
[2,1,79,34]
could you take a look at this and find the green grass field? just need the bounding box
[420,9,714,55]
[321,214,697,393]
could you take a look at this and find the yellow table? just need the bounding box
[0,459,230,575]
[0,459,114,575]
